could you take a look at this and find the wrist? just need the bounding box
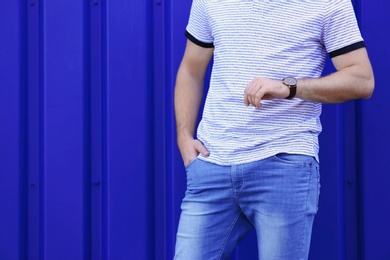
[177,133,194,148]
[282,77,298,99]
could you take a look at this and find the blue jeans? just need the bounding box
[174,154,320,260]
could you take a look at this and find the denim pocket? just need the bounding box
[185,158,198,170]
[272,153,313,166]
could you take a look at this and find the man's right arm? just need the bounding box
[174,40,214,166]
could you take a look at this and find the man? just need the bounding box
[174,0,374,259]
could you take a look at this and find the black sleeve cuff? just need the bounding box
[329,41,366,58]
[185,30,214,48]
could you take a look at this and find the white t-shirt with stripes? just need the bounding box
[185,0,365,165]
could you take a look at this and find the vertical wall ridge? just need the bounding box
[89,0,105,258]
[83,0,93,259]
[26,0,44,258]
[352,1,367,259]
[20,0,29,258]
[152,0,168,258]
[100,1,109,259]
[145,0,157,259]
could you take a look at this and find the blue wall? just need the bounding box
[1,0,389,259]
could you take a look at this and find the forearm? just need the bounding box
[296,48,374,104]
[297,67,374,103]
[174,68,204,146]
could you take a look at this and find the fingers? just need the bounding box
[180,139,210,166]
[244,79,264,108]
[244,77,282,108]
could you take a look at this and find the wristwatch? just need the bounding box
[283,77,298,100]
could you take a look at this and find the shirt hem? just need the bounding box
[329,41,366,58]
[185,30,214,48]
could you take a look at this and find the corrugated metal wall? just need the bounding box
[1,0,389,259]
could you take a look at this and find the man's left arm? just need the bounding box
[297,47,374,103]
[244,47,374,107]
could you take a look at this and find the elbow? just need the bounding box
[361,74,375,99]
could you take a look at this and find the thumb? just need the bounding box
[261,94,275,100]
[194,140,210,157]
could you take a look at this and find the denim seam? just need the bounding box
[298,161,314,258]
[217,212,242,260]
[305,162,313,213]
[318,165,321,206]
[315,165,320,212]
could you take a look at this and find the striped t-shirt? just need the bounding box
[185,0,365,165]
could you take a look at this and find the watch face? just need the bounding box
[284,77,297,86]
